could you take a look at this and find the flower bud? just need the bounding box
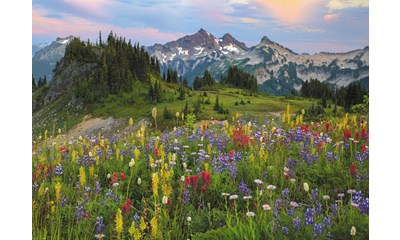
[187,216,191,222]
[129,160,135,167]
[351,226,356,236]
[303,183,309,192]
[137,178,142,185]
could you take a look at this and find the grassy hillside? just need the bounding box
[33,79,340,140]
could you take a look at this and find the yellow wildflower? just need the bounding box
[115,208,123,236]
[140,217,146,231]
[129,221,136,236]
[152,172,159,197]
[150,216,158,239]
[79,166,86,187]
[89,166,95,177]
[55,182,62,202]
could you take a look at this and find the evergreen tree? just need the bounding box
[213,95,219,111]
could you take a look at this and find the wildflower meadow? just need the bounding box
[32,106,369,239]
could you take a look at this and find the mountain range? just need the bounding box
[146,28,368,95]
[32,29,368,95]
[32,36,74,80]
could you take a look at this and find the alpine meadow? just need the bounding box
[32,0,369,239]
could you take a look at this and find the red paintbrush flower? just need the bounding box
[120,173,125,181]
[229,150,235,158]
[191,175,198,189]
[356,132,360,139]
[350,164,357,178]
[201,185,206,192]
[185,177,191,187]
[362,144,367,153]
[154,147,159,158]
[325,122,330,132]
[201,171,211,186]
[122,199,132,215]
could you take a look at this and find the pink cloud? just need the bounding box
[324,13,340,21]
[32,9,184,44]
[254,0,322,25]
[61,0,112,18]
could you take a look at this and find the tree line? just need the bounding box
[300,78,368,112]
[193,66,258,92]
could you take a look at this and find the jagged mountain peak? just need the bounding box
[260,36,274,45]
[55,35,75,44]
[221,33,248,50]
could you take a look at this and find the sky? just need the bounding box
[32,0,368,54]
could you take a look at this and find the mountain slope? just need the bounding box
[32,36,74,80]
[32,42,49,57]
[147,29,369,95]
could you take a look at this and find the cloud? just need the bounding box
[229,0,249,4]
[239,17,262,24]
[61,0,112,13]
[253,0,321,25]
[324,13,340,21]
[328,0,368,10]
[32,9,184,45]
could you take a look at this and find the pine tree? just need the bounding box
[213,95,219,111]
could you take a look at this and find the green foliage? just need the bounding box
[65,33,161,104]
[193,70,216,90]
[301,79,368,112]
[163,106,174,120]
[307,103,325,118]
[185,113,196,131]
[351,94,369,114]
[213,95,219,111]
[221,66,258,92]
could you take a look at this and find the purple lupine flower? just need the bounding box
[352,191,363,205]
[133,214,140,228]
[85,187,91,192]
[313,223,324,239]
[95,216,105,234]
[326,232,334,240]
[293,217,301,230]
[239,180,250,196]
[281,188,289,199]
[359,198,369,215]
[61,195,66,208]
[304,208,315,226]
[311,188,319,201]
[105,189,114,198]
[95,181,102,194]
[228,160,237,178]
[183,189,190,204]
[322,216,331,229]
[281,226,288,236]
[327,151,333,161]
[315,202,323,215]
[55,164,63,176]
[33,182,39,191]
[329,203,338,215]
[274,199,283,211]
[287,208,294,216]
[75,201,84,219]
